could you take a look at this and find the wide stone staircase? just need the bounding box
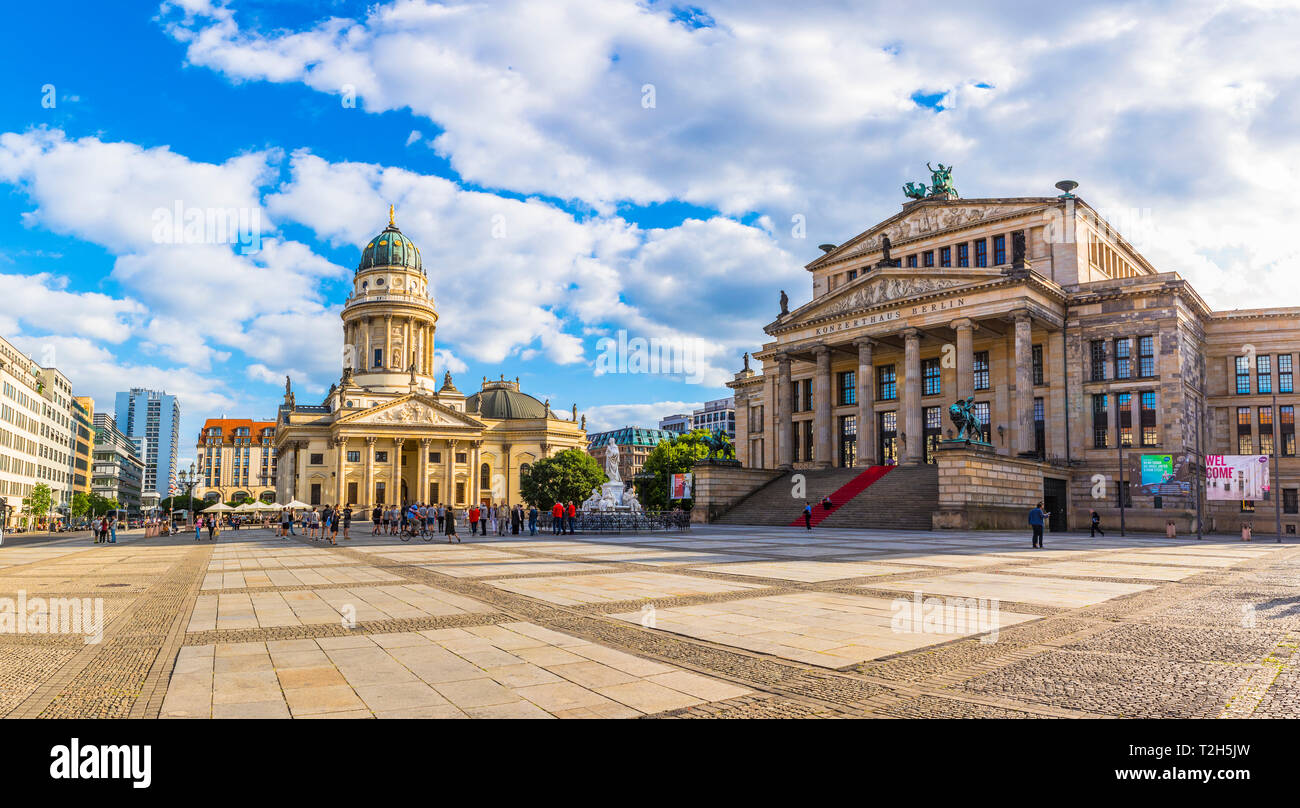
[712,464,938,530]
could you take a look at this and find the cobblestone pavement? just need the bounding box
[1,524,1298,719]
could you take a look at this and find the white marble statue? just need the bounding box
[622,487,641,512]
[582,487,602,512]
[605,437,621,483]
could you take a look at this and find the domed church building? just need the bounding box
[272,208,587,509]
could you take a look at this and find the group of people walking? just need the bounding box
[275,506,350,544]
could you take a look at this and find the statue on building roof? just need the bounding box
[580,414,586,430]
[779,290,789,316]
[926,162,957,197]
[742,352,750,372]
[572,403,578,421]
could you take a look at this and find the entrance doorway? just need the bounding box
[1043,477,1067,532]
[838,415,857,467]
[879,411,897,465]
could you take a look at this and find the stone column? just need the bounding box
[855,337,876,466]
[775,352,794,469]
[469,441,482,505]
[418,438,431,504]
[361,318,371,370]
[384,314,393,369]
[295,440,307,502]
[813,344,832,468]
[902,328,923,464]
[952,317,974,402]
[364,436,376,507]
[502,443,512,505]
[391,437,405,505]
[1014,310,1034,455]
[334,437,347,506]
[445,439,457,505]
[403,317,412,369]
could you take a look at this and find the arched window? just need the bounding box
[480,462,491,491]
[518,462,531,481]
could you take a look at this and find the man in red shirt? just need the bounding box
[469,505,481,535]
[551,502,563,535]
[565,501,576,535]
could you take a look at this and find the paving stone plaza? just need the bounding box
[1,525,1297,719]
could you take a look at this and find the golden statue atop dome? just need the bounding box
[389,204,396,227]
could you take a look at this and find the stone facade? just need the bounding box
[273,213,586,510]
[690,462,783,524]
[728,185,1300,533]
[933,446,1063,530]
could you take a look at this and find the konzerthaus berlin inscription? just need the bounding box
[726,170,1300,533]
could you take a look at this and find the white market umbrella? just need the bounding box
[233,502,259,512]
[202,502,236,512]
[252,501,280,511]
[284,500,310,509]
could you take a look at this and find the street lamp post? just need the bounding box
[177,463,199,528]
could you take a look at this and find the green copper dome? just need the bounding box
[358,222,423,274]
[467,387,548,420]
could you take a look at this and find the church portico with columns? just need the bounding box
[726,172,1300,533]
[273,209,586,510]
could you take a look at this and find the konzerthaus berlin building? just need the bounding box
[273,210,586,509]
[727,176,1300,533]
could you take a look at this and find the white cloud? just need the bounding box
[581,400,705,433]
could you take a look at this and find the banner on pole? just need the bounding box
[1205,455,1270,501]
[669,473,693,500]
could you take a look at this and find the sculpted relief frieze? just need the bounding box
[851,206,996,256]
[370,401,448,425]
[819,276,966,317]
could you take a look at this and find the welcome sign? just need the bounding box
[1205,455,1270,501]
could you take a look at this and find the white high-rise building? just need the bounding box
[0,335,76,528]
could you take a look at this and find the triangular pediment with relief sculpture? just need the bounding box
[808,197,1054,270]
[773,267,1003,331]
[336,393,485,430]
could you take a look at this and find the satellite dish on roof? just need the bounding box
[1055,180,1079,198]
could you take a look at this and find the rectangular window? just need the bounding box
[309,453,323,465]
[748,406,763,433]
[803,420,815,462]
[1032,344,1044,386]
[375,451,388,463]
[1237,406,1252,454]
[802,378,813,412]
[847,269,857,281]
[838,371,856,406]
[974,239,987,267]
[922,357,941,396]
[923,405,942,464]
[1091,340,1107,382]
[346,450,360,463]
[878,364,897,401]
[1284,488,1298,515]
[310,483,321,505]
[939,247,951,267]
[1034,397,1045,458]
[455,452,467,463]
[1242,499,1255,513]
[838,414,857,468]
[1258,354,1272,394]
[455,482,465,503]
[372,348,383,369]
[1260,406,1274,455]
[993,234,1006,266]
[1093,394,1109,449]
[1140,391,1157,446]
[973,351,990,391]
[907,254,918,268]
[1280,354,1293,393]
[1138,336,1155,378]
[792,419,801,461]
[972,402,990,443]
[428,451,442,463]
[1117,392,1132,447]
[1118,480,1132,508]
[1282,405,1295,457]
[1236,356,1251,395]
[957,242,969,267]
[1114,337,1132,380]
[923,250,934,268]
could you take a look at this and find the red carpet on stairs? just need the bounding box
[789,466,895,527]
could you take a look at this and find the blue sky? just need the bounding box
[2,0,1299,470]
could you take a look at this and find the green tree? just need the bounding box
[22,483,53,526]
[85,493,119,517]
[70,492,91,520]
[638,429,712,511]
[518,448,606,508]
[159,494,200,512]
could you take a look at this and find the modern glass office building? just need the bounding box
[114,388,180,502]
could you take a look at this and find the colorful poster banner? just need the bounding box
[669,473,693,500]
[1127,453,1193,496]
[1205,454,1270,501]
